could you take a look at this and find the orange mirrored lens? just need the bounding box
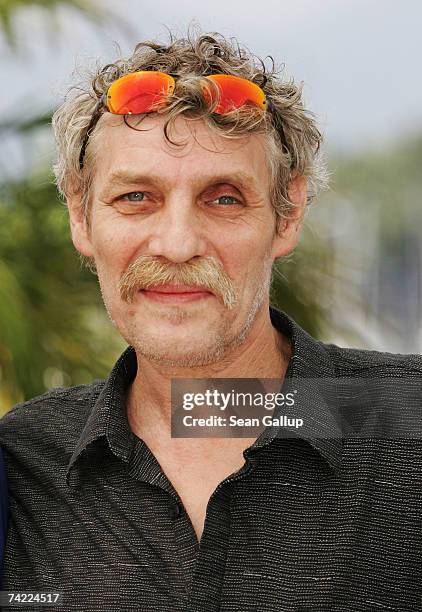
[202,74,267,114]
[106,71,175,114]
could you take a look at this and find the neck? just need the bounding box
[127,306,292,439]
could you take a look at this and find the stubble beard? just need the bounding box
[127,272,270,368]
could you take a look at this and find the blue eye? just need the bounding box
[124,192,145,202]
[213,195,239,206]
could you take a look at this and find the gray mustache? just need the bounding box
[119,255,238,309]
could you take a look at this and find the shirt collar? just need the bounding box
[248,307,343,473]
[66,306,342,486]
[66,346,137,486]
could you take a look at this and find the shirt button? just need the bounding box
[169,503,181,519]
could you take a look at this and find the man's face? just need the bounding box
[68,114,304,366]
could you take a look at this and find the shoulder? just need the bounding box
[0,380,105,451]
[320,340,422,377]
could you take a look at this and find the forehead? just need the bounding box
[89,113,270,189]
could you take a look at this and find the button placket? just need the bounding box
[167,496,199,603]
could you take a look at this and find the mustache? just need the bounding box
[118,255,238,309]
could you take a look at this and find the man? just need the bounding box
[0,29,422,612]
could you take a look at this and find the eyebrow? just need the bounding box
[98,169,260,200]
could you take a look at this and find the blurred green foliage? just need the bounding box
[0,174,126,409]
[333,138,422,245]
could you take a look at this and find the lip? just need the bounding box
[143,284,210,293]
[140,284,213,304]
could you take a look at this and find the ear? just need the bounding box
[66,191,95,258]
[271,172,307,259]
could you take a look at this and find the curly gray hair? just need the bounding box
[52,27,328,238]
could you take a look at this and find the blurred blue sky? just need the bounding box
[1,0,421,159]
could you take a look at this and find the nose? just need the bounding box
[147,197,208,263]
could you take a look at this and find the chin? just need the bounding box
[128,319,232,366]
[135,339,227,367]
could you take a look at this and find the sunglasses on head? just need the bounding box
[78,71,269,169]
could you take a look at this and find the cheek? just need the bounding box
[218,226,261,269]
[227,234,272,276]
[90,217,136,273]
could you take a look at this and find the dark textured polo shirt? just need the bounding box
[1,306,422,611]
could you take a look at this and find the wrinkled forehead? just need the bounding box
[86,113,272,189]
